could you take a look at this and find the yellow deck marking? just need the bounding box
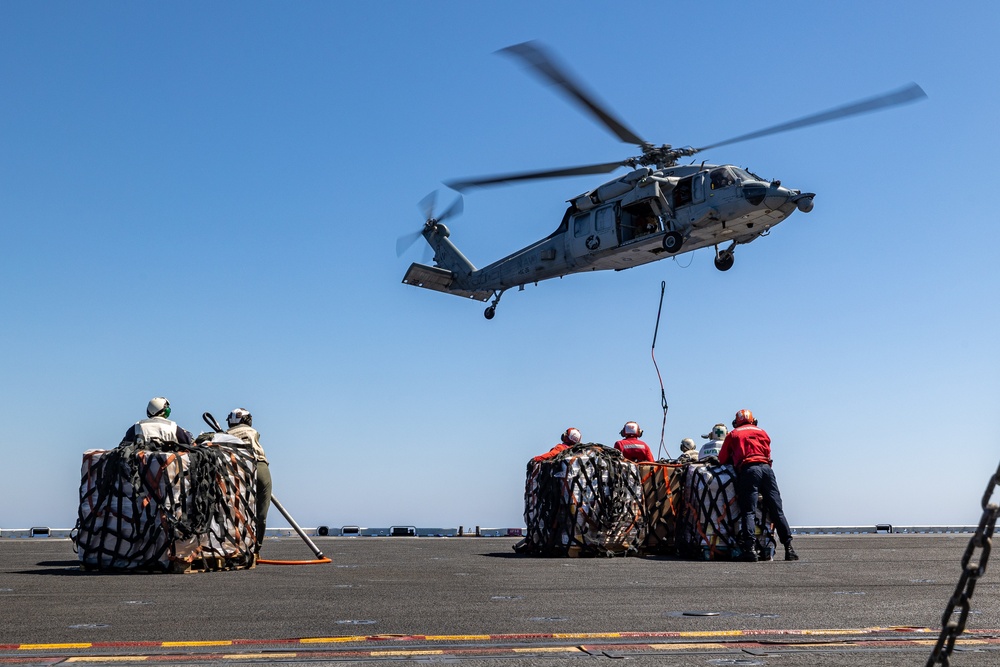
[300,636,367,644]
[424,635,492,641]
[66,658,148,662]
[370,650,445,657]
[554,633,622,639]
[160,641,232,647]
[677,630,744,638]
[20,643,93,650]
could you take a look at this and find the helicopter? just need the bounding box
[399,41,926,320]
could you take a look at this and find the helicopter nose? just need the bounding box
[794,195,814,213]
[763,183,791,210]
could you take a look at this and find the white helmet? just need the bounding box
[680,438,696,452]
[561,427,582,445]
[702,423,728,440]
[227,408,252,428]
[147,397,170,418]
[620,421,643,438]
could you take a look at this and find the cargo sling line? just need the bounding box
[651,281,670,460]
[73,438,257,571]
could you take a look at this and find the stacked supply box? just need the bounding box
[675,463,776,560]
[636,461,684,555]
[517,444,644,557]
[74,434,257,572]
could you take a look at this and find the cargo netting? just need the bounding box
[676,463,776,560]
[516,444,644,557]
[73,434,257,572]
[637,461,684,554]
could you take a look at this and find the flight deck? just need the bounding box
[0,534,997,666]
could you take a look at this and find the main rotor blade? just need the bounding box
[499,41,646,147]
[695,83,927,153]
[445,160,627,192]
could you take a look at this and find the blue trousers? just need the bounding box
[736,463,793,548]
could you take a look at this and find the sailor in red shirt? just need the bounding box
[719,409,798,562]
[533,427,582,462]
[613,421,654,463]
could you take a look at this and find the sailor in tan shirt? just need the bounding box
[227,408,271,555]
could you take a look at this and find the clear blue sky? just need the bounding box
[1,2,997,530]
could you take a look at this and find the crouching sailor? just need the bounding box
[120,396,193,447]
[227,408,271,556]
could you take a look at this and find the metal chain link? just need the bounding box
[926,458,1000,666]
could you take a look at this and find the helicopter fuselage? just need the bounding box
[402,163,814,311]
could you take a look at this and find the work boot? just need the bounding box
[784,543,799,561]
[737,547,758,562]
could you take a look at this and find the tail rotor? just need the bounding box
[396,191,464,258]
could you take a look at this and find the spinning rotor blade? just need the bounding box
[397,192,464,256]
[395,230,423,257]
[695,83,927,152]
[437,194,463,222]
[446,160,626,192]
[499,41,646,147]
[418,191,437,222]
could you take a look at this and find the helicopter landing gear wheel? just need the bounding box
[714,249,735,272]
[484,289,506,320]
[662,231,684,254]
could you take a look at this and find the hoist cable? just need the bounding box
[651,280,670,460]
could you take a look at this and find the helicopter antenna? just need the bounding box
[651,280,670,460]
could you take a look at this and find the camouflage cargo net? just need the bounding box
[516,444,644,557]
[676,463,776,560]
[73,437,257,571]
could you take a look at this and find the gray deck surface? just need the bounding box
[0,535,997,666]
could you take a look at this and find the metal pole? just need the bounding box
[270,494,325,560]
[202,413,326,560]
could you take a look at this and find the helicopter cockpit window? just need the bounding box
[731,167,762,184]
[573,212,591,238]
[710,167,735,190]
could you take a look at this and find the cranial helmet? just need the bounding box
[227,408,252,428]
[620,421,643,438]
[561,427,582,446]
[147,397,170,419]
[680,438,696,452]
[702,423,728,440]
[733,409,756,428]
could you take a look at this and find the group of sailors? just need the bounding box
[533,419,727,465]
[121,397,272,557]
[533,410,799,562]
